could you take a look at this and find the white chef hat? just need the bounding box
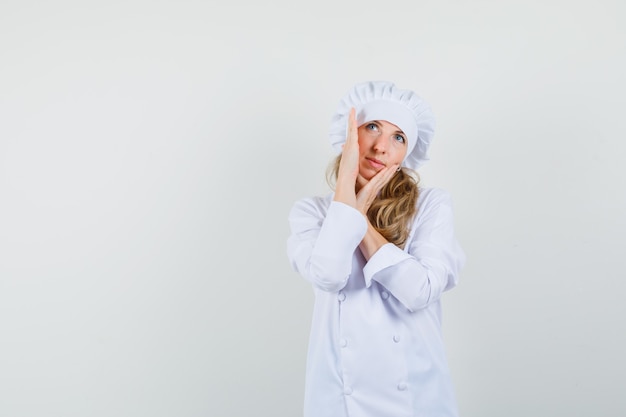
[329,81,436,170]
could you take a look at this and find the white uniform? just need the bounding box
[287,187,465,417]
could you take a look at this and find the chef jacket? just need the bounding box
[287,187,465,417]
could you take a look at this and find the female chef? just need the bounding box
[287,81,465,417]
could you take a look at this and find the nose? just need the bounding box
[373,135,387,153]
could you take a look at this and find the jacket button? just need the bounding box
[344,386,353,395]
[337,292,346,302]
[397,382,407,391]
[393,335,401,343]
[340,338,348,348]
[381,291,389,300]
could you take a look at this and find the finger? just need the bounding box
[371,165,395,185]
[347,108,358,145]
[380,164,400,186]
[366,164,398,192]
[382,164,400,183]
[359,170,389,198]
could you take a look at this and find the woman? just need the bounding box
[287,81,465,417]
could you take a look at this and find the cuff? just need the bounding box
[311,201,367,262]
[363,243,412,288]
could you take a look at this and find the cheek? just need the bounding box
[357,134,369,154]
[391,146,408,164]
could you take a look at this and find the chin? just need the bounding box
[358,168,377,181]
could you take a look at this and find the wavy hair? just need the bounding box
[327,155,420,249]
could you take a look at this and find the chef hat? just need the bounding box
[329,81,436,170]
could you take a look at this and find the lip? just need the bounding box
[366,157,385,169]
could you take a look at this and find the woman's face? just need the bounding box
[357,120,408,180]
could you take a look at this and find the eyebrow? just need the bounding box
[392,128,406,137]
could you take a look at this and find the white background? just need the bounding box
[1,0,625,416]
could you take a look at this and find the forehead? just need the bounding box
[360,119,404,133]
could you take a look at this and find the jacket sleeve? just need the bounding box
[362,189,465,312]
[287,197,367,292]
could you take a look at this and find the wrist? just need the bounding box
[359,222,388,260]
[333,183,356,206]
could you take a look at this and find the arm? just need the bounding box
[358,221,389,261]
[362,189,465,312]
[286,108,366,292]
[287,108,399,292]
[287,197,367,292]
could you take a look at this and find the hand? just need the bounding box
[355,164,399,215]
[333,108,359,207]
[336,108,359,184]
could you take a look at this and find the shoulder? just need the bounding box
[416,187,454,211]
[411,187,457,232]
[406,187,462,249]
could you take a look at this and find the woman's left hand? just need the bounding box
[355,165,399,215]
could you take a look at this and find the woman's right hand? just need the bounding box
[333,108,359,208]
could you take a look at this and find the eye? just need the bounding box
[394,134,406,144]
[365,123,379,132]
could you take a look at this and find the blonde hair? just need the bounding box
[327,155,420,249]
